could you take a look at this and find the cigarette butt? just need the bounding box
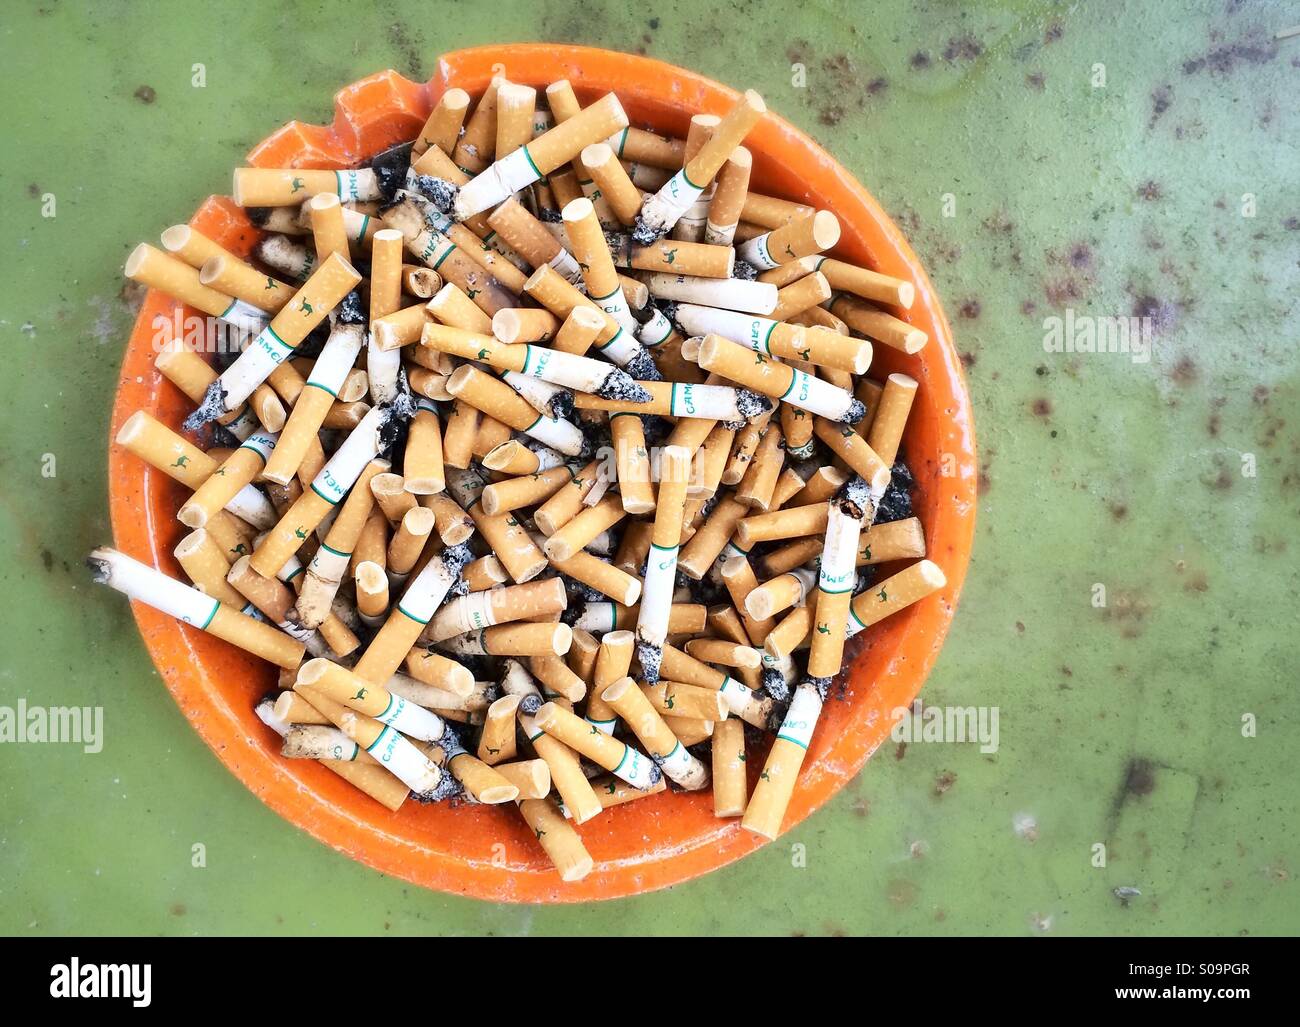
[853,377,885,438]
[416,494,472,548]
[233,168,381,207]
[643,273,777,314]
[791,303,849,337]
[764,605,813,661]
[308,192,350,265]
[830,295,927,353]
[174,529,246,608]
[88,547,305,668]
[719,555,779,644]
[494,759,551,800]
[452,75,502,173]
[819,258,914,309]
[400,649,477,698]
[351,509,389,576]
[273,692,333,724]
[532,458,600,536]
[584,629,634,732]
[847,560,947,637]
[734,424,784,511]
[403,405,445,495]
[481,465,574,516]
[371,303,428,351]
[602,677,709,790]
[441,398,479,470]
[735,503,828,550]
[411,87,471,158]
[370,472,418,524]
[281,724,363,761]
[543,493,627,562]
[447,621,573,658]
[712,717,748,817]
[613,519,654,575]
[470,415,514,460]
[178,431,276,528]
[684,638,762,669]
[759,539,822,578]
[866,373,918,467]
[528,652,588,703]
[703,147,752,246]
[124,243,244,321]
[744,567,816,621]
[610,415,655,514]
[697,334,861,423]
[462,555,508,592]
[770,271,832,323]
[549,549,642,606]
[428,281,495,334]
[737,210,840,271]
[434,747,519,803]
[740,192,815,229]
[678,494,747,579]
[533,702,659,790]
[686,89,764,188]
[518,797,594,881]
[495,82,537,158]
[553,306,607,356]
[492,307,560,344]
[563,197,635,333]
[163,224,293,314]
[468,503,548,583]
[582,142,643,226]
[640,681,728,721]
[613,236,736,279]
[523,715,602,824]
[478,694,521,764]
[813,418,892,494]
[386,507,434,575]
[401,265,442,299]
[486,199,579,283]
[742,683,823,839]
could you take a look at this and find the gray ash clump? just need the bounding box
[623,346,663,382]
[84,555,111,584]
[851,567,877,596]
[656,300,679,324]
[376,376,417,457]
[761,667,791,702]
[413,773,465,803]
[874,460,914,524]
[445,578,470,599]
[369,141,413,203]
[538,207,563,224]
[806,675,834,702]
[734,389,771,420]
[559,603,582,627]
[183,379,229,432]
[577,417,612,455]
[839,397,867,425]
[835,474,872,522]
[631,215,665,246]
[732,259,758,281]
[635,640,663,684]
[577,582,606,603]
[641,414,672,447]
[335,288,366,325]
[440,542,475,579]
[409,173,458,215]
[518,694,543,716]
[767,699,792,733]
[245,207,274,227]
[292,321,331,361]
[697,493,719,521]
[210,423,240,449]
[548,389,575,421]
[596,368,652,404]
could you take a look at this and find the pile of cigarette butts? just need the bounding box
[91,74,948,882]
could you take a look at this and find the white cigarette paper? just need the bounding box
[641,273,778,315]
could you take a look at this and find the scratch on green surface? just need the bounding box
[0,0,1296,936]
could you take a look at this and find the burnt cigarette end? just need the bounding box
[631,215,666,246]
[596,369,652,404]
[735,389,771,421]
[84,555,112,584]
[210,423,240,449]
[761,667,791,702]
[806,675,834,703]
[519,694,543,716]
[538,207,563,224]
[623,347,663,382]
[839,398,867,425]
[245,206,273,227]
[765,701,791,734]
[445,578,470,600]
[416,772,465,804]
[835,474,872,522]
[635,641,663,685]
[183,380,229,432]
[732,260,758,281]
[441,543,475,580]
[548,388,575,421]
[874,460,915,524]
[369,141,413,202]
[336,288,366,325]
[410,174,459,215]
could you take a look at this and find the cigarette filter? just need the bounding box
[741,681,823,839]
[642,273,778,315]
[533,702,660,790]
[601,677,709,790]
[711,717,748,817]
[696,334,864,423]
[296,658,445,741]
[846,560,947,638]
[735,210,840,271]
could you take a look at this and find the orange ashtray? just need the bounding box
[108,44,977,902]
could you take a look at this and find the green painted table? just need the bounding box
[1,0,1296,936]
